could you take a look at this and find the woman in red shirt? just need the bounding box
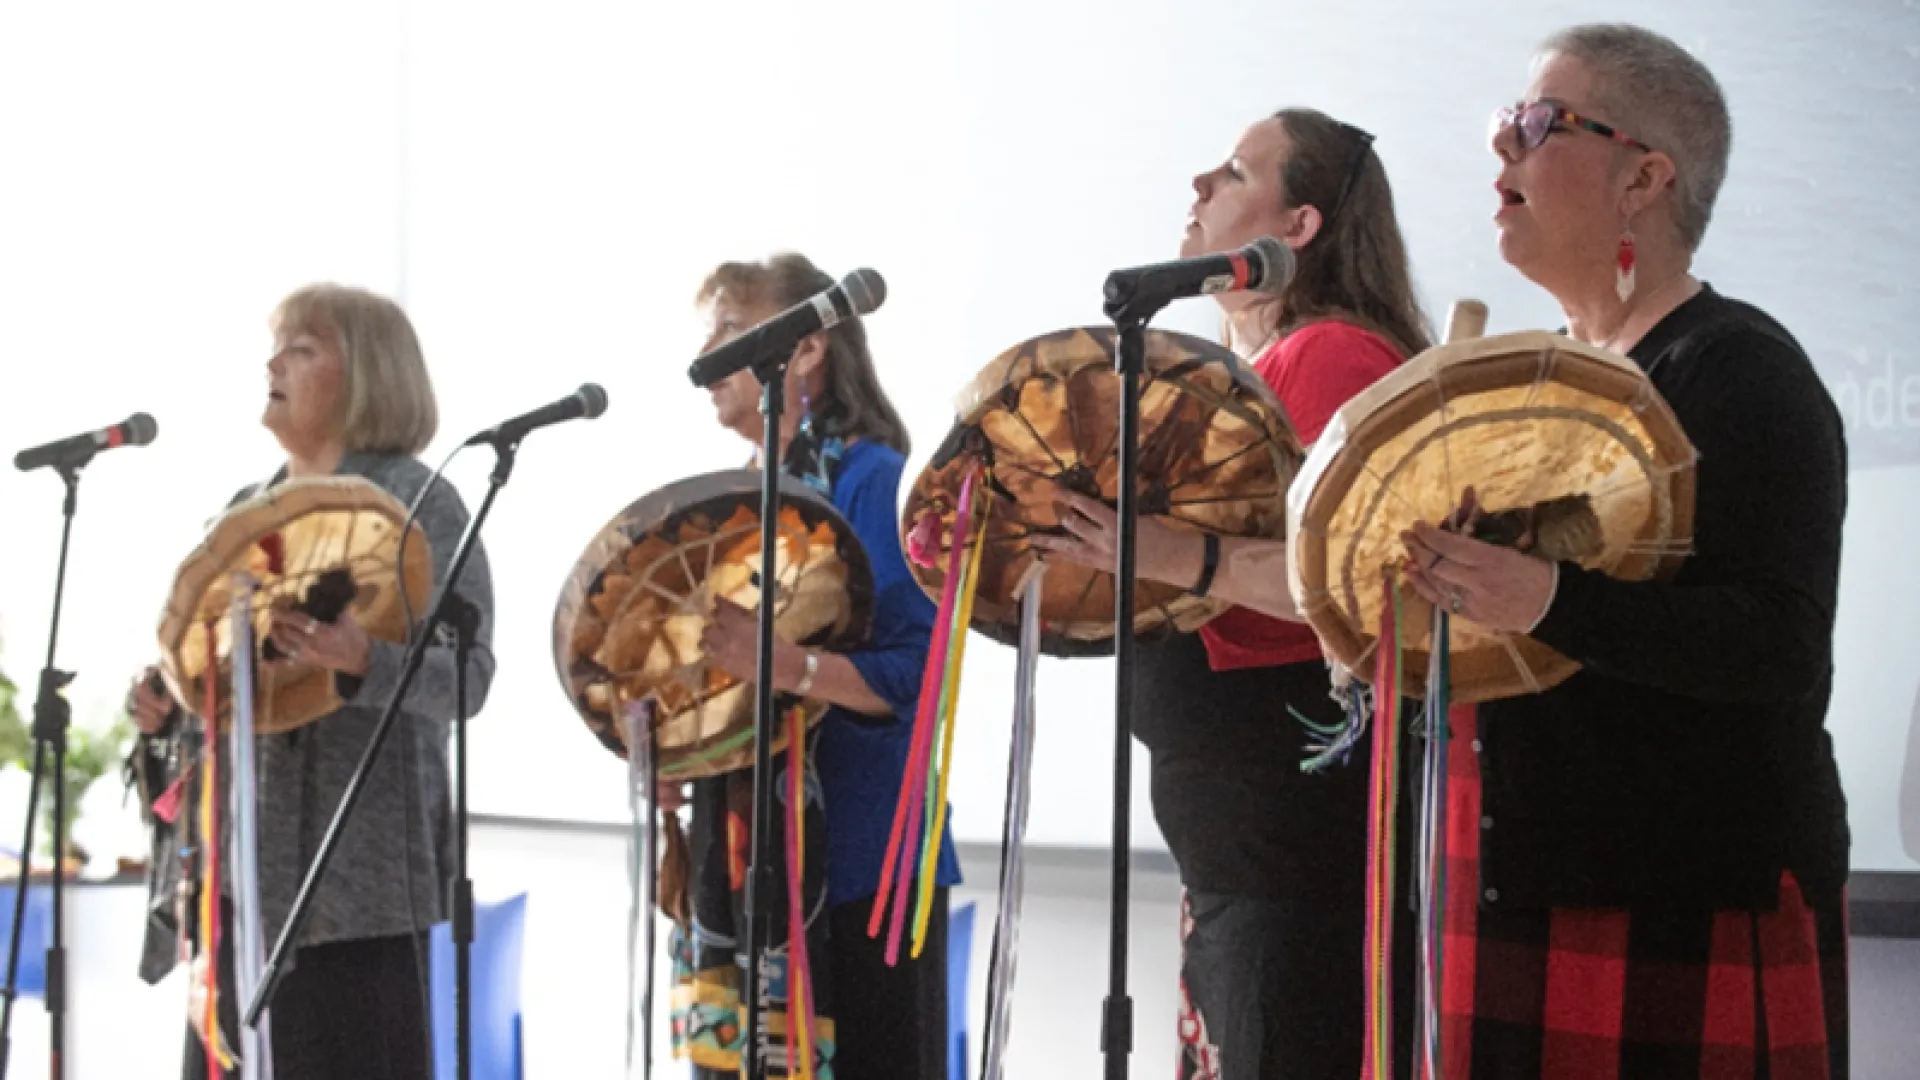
[1032,107,1430,1080]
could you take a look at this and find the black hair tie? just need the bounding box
[1192,532,1222,598]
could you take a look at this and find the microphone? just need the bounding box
[1102,236,1295,320]
[13,413,158,472]
[464,384,608,447]
[687,268,886,389]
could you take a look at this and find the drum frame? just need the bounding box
[551,468,873,777]
[903,324,1302,657]
[157,477,432,736]
[1291,330,1697,702]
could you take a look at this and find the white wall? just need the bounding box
[1,0,1915,889]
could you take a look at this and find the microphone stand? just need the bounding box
[0,464,83,1080]
[243,443,511,1069]
[739,353,791,1080]
[1093,284,1173,1080]
[441,592,481,1080]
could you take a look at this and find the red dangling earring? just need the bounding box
[1616,229,1637,302]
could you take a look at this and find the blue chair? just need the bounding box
[0,882,54,998]
[430,892,528,1080]
[948,901,975,1080]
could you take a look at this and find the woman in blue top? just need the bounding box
[666,251,962,1080]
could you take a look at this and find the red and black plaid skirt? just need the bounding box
[1430,706,1849,1080]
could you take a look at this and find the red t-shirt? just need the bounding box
[1197,320,1406,672]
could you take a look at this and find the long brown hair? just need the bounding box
[1265,108,1432,358]
[696,252,912,456]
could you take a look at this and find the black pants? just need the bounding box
[1178,888,1417,1080]
[828,889,949,1080]
[182,900,432,1080]
[1137,630,1415,1080]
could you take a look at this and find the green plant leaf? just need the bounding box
[0,667,27,771]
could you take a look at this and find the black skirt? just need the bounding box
[182,898,432,1080]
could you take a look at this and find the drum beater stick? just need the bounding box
[0,464,84,1080]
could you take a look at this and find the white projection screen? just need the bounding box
[1,0,1914,884]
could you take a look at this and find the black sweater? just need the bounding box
[1477,285,1851,913]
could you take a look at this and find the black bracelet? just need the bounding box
[1192,533,1221,597]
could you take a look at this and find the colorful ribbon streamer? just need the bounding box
[1361,571,1404,1080]
[979,561,1045,1080]
[879,465,983,941]
[195,622,235,1075]
[1414,607,1452,1079]
[227,579,273,1080]
[784,706,818,1079]
[1362,573,1457,1080]
[624,698,658,1079]
[911,483,991,957]
[871,466,985,963]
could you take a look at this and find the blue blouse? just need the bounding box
[818,439,964,907]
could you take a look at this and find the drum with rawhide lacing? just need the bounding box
[156,475,434,733]
[1286,303,1700,703]
[550,468,874,780]
[901,324,1305,656]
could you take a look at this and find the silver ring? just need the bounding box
[1449,590,1464,614]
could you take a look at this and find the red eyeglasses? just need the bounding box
[1491,100,1654,154]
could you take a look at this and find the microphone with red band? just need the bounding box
[1102,236,1295,322]
[13,413,158,473]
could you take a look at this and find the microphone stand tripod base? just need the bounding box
[0,463,86,1080]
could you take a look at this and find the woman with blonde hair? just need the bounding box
[128,284,494,1079]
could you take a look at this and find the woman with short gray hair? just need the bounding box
[1398,23,1850,1079]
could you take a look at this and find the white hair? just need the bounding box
[1538,24,1732,251]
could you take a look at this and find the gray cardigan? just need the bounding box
[138,451,495,984]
